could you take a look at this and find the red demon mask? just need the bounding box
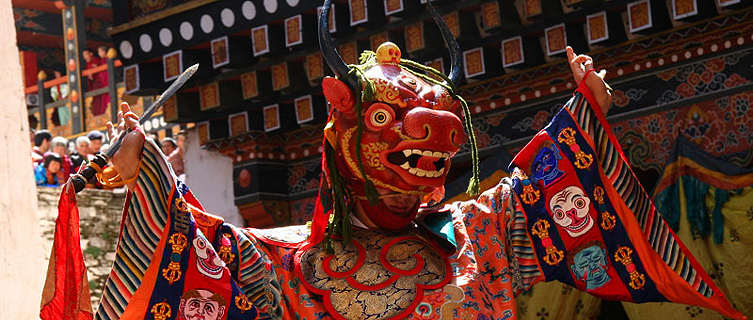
[322,43,466,230]
[311,0,479,237]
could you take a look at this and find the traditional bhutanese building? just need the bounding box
[108,0,753,231]
[17,0,178,140]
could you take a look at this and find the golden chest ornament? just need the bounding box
[295,229,451,320]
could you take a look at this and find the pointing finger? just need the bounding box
[566,46,582,79]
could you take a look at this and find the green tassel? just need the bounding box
[324,142,353,250]
[347,66,379,205]
[466,175,481,197]
[458,97,481,197]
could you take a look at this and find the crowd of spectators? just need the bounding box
[31,129,109,187]
[32,128,186,188]
[29,44,192,188]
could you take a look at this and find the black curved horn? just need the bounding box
[426,2,462,84]
[319,0,357,89]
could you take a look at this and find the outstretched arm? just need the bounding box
[100,103,284,319]
[95,104,180,319]
[504,48,744,320]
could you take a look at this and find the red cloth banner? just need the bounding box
[40,184,93,320]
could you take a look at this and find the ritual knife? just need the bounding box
[70,64,199,192]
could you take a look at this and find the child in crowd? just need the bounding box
[35,152,63,186]
[50,136,73,182]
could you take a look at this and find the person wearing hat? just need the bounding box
[86,130,104,154]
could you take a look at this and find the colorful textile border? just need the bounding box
[509,80,742,318]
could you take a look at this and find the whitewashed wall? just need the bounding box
[183,128,244,226]
[0,0,46,315]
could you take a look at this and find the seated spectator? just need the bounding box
[35,152,63,186]
[70,136,90,170]
[161,137,185,177]
[50,136,73,182]
[32,130,52,164]
[87,130,104,154]
[49,71,69,102]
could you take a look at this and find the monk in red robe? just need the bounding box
[83,48,109,116]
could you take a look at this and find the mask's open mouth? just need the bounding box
[567,214,591,233]
[386,149,450,178]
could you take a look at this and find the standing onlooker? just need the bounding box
[50,136,73,182]
[96,46,110,113]
[32,130,52,164]
[176,133,186,153]
[70,136,90,171]
[161,137,185,178]
[83,49,108,115]
[35,152,63,186]
[87,130,104,154]
[81,49,107,116]
[97,46,108,60]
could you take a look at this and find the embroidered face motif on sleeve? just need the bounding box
[531,144,565,187]
[570,244,611,290]
[548,186,594,238]
[178,288,227,320]
[193,235,226,280]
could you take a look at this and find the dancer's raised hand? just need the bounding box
[566,46,612,115]
[105,102,145,189]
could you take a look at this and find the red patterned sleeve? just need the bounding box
[453,178,546,298]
